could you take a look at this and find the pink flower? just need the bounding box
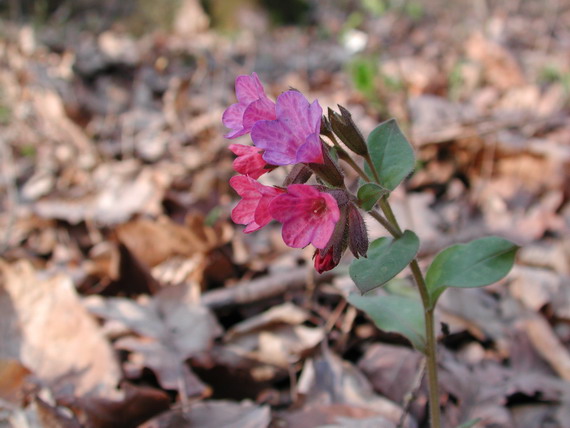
[229,175,284,233]
[269,184,340,249]
[229,144,270,179]
[222,73,276,139]
[251,91,324,166]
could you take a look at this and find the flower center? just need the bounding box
[311,198,327,215]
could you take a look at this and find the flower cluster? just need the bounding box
[223,73,367,272]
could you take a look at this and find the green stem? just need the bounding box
[368,210,400,238]
[327,133,373,182]
[376,203,441,428]
[342,153,372,183]
[364,153,381,184]
[409,261,441,428]
[379,197,402,235]
[424,307,441,428]
[333,131,442,426]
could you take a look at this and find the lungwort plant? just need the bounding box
[222,73,519,427]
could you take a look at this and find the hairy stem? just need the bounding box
[367,183,441,427]
[379,197,402,235]
[364,153,381,184]
[329,130,441,427]
[326,133,373,182]
[410,261,441,428]
[368,210,400,238]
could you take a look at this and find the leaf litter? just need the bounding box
[1,0,570,426]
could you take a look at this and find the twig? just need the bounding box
[525,311,570,381]
[397,357,426,428]
[201,266,334,309]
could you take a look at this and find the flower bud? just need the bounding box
[347,203,368,258]
[320,116,334,139]
[324,203,349,261]
[283,164,313,186]
[328,105,368,156]
[313,248,338,273]
[309,140,345,188]
[312,198,368,272]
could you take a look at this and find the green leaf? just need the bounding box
[357,182,389,211]
[349,230,419,293]
[426,237,519,307]
[456,418,481,428]
[348,293,426,353]
[366,119,415,190]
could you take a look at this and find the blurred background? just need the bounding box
[0,1,569,427]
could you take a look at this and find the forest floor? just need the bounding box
[1,1,569,427]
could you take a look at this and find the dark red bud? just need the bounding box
[313,248,339,273]
[347,203,369,258]
[329,105,368,156]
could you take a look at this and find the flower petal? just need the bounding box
[229,144,268,179]
[269,184,340,249]
[253,120,299,166]
[229,175,282,233]
[296,133,323,164]
[235,72,266,104]
[222,103,247,139]
[223,73,275,139]
[242,98,276,131]
[251,91,323,166]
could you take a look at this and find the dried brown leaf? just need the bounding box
[358,344,423,406]
[85,284,222,394]
[141,399,270,428]
[296,347,411,427]
[77,383,170,428]
[34,162,166,225]
[0,260,120,397]
[0,359,31,406]
[224,303,324,367]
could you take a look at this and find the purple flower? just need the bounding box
[251,91,324,166]
[222,73,276,139]
[269,184,339,249]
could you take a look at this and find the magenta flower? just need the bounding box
[269,184,340,249]
[229,144,270,179]
[251,91,324,166]
[229,175,284,233]
[222,73,276,139]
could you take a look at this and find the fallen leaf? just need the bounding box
[0,260,120,397]
[84,284,222,394]
[116,215,231,268]
[77,382,170,428]
[509,266,561,311]
[296,346,412,427]
[438,287,508,345]
[465,32,526,90]
[34,161,166,225]
[278,404,396,428]
[224,303,324,367]
[141,399,270,428]
[357,344,423,406]
[0,359,31,406]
